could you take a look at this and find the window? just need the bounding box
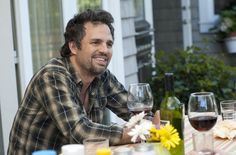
[133,0,155,82]
[198,0,235,33]
[198,0,218,33]
[77,0,102,12]
[214,0,235,14]
[133,0,145,21]
[28,0,64,72]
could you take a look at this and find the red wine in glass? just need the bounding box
[127,83,153,117]
[129,107,153,115]
[188,92,218,155]
[188,92,218,132]
[189,115,217,131]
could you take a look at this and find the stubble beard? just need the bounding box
[88,61,109,76]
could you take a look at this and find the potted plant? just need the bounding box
[148,46,236,113]
[212,4,236,53]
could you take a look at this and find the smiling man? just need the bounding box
[7,9,133,155]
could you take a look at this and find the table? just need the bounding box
[184,116,236,154]
[112,116,236,155]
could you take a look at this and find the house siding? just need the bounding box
[152,0,236,66]
[152,0,183,52]
[121,0,138,88]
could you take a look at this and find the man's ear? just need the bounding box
[68,41,78,55]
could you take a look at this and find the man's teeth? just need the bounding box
[96,58,106,61]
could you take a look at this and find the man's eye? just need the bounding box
[107,42,113,48]
[92,41,99,45]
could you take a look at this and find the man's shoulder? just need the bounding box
[32,57,70,80]
[99,69,120,84]
[100,69,115,79]
[40,57,68,73]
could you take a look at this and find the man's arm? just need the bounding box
[102,70,131,121]
[38,71,127,145]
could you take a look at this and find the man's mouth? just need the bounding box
[93,56,108,66]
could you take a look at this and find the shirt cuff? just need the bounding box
[108,125,124,145]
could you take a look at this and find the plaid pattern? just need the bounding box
[7,57,131,155]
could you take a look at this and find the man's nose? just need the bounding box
[99,43,110,53]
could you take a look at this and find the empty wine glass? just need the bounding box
[127,83,153,117]
[188,92,218,132]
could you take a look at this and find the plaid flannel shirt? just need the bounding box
[7,57,131,155]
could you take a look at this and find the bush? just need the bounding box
[149,47,236,112]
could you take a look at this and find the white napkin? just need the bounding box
[213,120,236,139]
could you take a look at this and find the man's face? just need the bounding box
[75,22,113,76]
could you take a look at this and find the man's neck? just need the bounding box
[69,56,95,85]
[69,56,94,112]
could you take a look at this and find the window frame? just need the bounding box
[14,0,33,94]
[0,1,19,154]
[198,0,219,33]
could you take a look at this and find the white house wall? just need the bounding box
[0,0,19,154]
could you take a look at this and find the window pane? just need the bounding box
[214,0,235,14]
[77,0,102,12]
[28,0,64,72]
[133,0,145,21]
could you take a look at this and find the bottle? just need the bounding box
[32,150,57,155]
[160,73,184,155]
[61,144,84,155]
[96,148,111,155]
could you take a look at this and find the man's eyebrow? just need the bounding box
[90,38,113,43]
[89,38,102,42]
[107,40,113,44]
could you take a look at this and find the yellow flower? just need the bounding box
[159,124,180,150]
[148,126,161,142]
[126,112,181,150]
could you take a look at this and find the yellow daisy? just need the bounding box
[148,126,161,142]
[159,124,181,150]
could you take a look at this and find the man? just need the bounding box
[8,9,157,155]
[8,9,133,155]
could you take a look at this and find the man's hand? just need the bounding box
[118,127,133,145]
[118,110,161,145]
[152,110,161,128]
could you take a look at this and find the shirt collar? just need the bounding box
[63,57,105,86]
[63,57,82,84]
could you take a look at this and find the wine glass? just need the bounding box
[188,92,218,132]
[127,83,153,116]
[188,92,218,154]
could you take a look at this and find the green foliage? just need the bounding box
[77,0,102,12]
[149,47,236,112]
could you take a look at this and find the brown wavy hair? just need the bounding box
[60,9,114,57]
